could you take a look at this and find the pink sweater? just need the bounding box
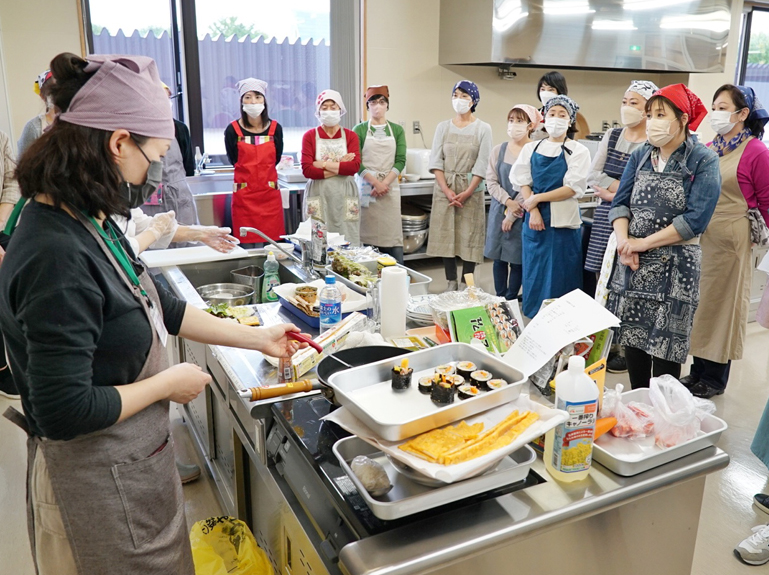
[737,138,769,224]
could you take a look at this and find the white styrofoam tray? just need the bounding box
[140,245,248,268]
[333,436,536,520]
[325,343,526,442]
[592,388,728,476]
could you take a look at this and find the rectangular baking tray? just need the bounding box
[333,436,535,520]
[325,343,526,441]
[592,388,728,476]
[326,261,432,295]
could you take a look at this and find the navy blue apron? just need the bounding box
[522,140,583,317]
[484,142,523,264]
[585,128,632,272]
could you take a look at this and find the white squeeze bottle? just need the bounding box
[544,355,599,482]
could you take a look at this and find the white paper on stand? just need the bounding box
[323,394,568,483]
[503,289,620,378]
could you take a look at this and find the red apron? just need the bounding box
[231,120,285,242]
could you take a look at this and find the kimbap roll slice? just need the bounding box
[392,358,413,390]
[458,384,480,400]
[487,378,508,391]
[471,370,493,390]
[456,361,477,380]
[449,374,465,388]
[418,375,435,395]
[431,378,455,405]
[435,364,456,376]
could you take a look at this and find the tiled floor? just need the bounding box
[1,259,767,574]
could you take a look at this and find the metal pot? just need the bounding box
[197,283,255,306]
[231,265,264,304]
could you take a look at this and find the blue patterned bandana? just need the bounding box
[737,85,769,127]
[544,95,579,123]
[453,80,480,111]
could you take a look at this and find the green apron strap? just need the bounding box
[3,199,27,236]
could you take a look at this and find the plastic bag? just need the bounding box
[190,516,273,575]
[600,384,655,439]
[648,375,710,449]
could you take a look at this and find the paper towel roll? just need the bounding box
[379,266,408,339]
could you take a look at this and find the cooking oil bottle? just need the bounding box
[544,355,598,482]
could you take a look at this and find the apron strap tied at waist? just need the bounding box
[4,405,30,436]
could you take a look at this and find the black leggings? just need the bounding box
[624,346,681,389]
[443,257,476,282]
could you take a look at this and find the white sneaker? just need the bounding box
[735,524,769,565]
[445,280,458,292]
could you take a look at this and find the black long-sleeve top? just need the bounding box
[224,119,284,166]
[0,201,187,440]
[174,119,195,177]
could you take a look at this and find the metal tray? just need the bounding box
[325,343,526,441]
[592,388,728,476]
[326,261,432,295]
[333,436,535,520]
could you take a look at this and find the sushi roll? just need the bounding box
[487,379,508,391]
[430,377,455,406]
[391,358,413,390]
[418,375,435,395]
[456,361,477,380]
[471,370,493,390]
[458,384,480,400]
[449,374,465,388]
[435,364,456,377]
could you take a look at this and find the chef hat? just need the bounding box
[237,77,268,99]
[34,70,53,95]
[651,84,707,131]
[626,80,659,101]
[544,95,579,124]
[58,54,174,139]
[512,104,543,125]
[452,80,480,112]
[315,89,347,118]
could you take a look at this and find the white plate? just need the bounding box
[407,294,436,316]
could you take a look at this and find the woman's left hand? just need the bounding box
[257,324,310,358]
[196,226,240,253]
[340,153,356,162]
[522,196,539,212]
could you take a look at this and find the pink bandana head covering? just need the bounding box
[58,54,174,140]
[315,89,347,119]
[512,104,543,125]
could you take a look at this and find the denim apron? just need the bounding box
[585,128,632,272]
[605,147,701,364]
[521,140,583,317]
[484,142,523,264]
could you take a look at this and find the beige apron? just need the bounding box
[426,121,485,263]
[689,137,753,363]
[5,214,193,574]
[359,121,403,248]
[303,127,361,246]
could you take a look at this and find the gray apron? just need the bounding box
[605,149,701,364]
[426,121,486,263]
[303,128,361,246]
[142,138,200,247]
[358,121,403,248]
[483,142,523,264]
[5,214,193,574]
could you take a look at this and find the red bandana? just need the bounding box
[652,83,708,131]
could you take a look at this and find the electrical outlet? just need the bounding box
[413,121,421,134]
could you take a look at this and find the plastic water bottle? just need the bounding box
[261,252,280,303]
[544,355,599,482]
[319,275,342,333]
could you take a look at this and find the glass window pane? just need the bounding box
[88,0,179,118]
[194,0,330,162]
[743,10,769,141]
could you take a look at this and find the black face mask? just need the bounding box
[120,139,163,209]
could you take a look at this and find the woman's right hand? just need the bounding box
[619,251,639,271]
[528,209,545,231]
[163,363,211,404]
[501,218,513,232]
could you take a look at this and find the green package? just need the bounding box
[449,306,502,354]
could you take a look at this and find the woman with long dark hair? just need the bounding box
[0,53,305,574]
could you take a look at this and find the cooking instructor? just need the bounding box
[0,53,306,575]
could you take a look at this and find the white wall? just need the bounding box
[0,0,82,148]
[365,0,741,150]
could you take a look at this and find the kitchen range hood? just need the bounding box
[439,0,731,73]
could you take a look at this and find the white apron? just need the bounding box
[358,121,403,248]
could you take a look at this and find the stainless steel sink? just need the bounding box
[177,255,308,288]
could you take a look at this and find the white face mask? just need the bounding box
[243,103,264,119]
[647,118,679,147]
[452,98,472,114]
[539,91,556,106]
[620,106,644,128]
[320,109,341,127]
[709,110,740,136]
[544,117,570,138]
[507,121,529,141]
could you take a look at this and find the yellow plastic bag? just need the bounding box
[190,516,273,575]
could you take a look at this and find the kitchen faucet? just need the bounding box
[239,226,319,280]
